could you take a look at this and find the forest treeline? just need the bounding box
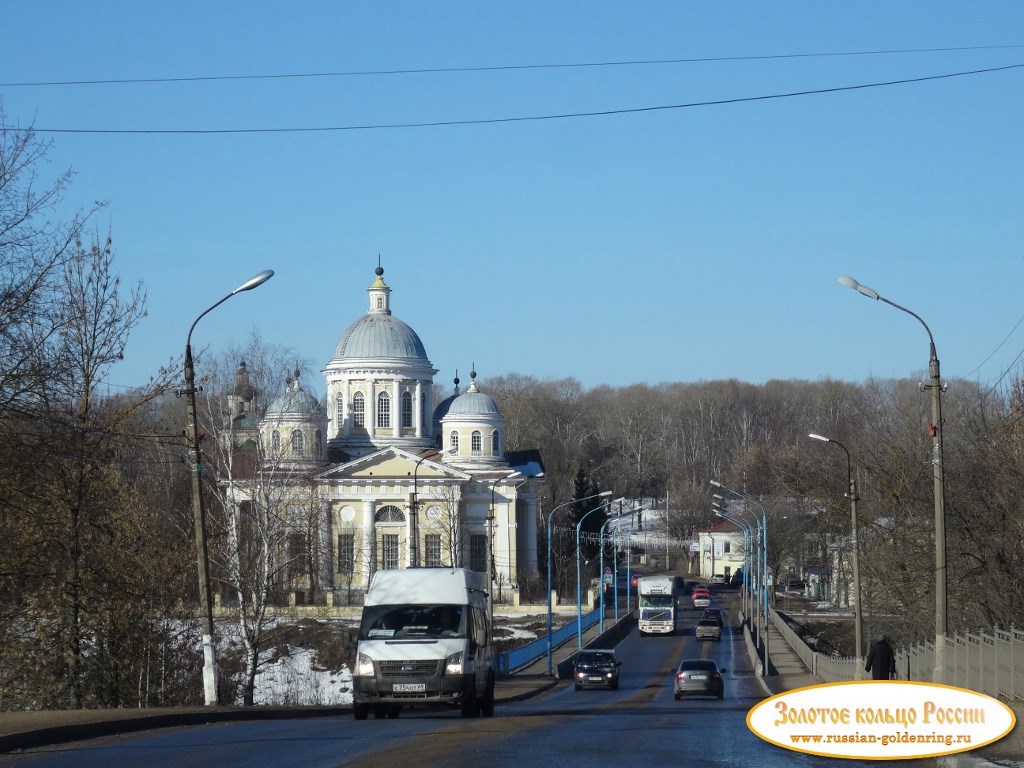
[2,115,1022,711]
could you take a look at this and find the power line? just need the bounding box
[3,44,1022,87]
[18,63,1024,136]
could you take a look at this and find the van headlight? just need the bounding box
[445,651,464,675]
[355,653,375,677]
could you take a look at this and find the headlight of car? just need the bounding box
[355,653,374,677]
[445,651,464,675]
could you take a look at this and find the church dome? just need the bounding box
[448,381,500,416]
[266,371,321,418]
[330,266,430,364]
[333,314,428,361]
[432,373,462,423]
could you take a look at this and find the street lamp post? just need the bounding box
[181,268,274,705]
[713,505,753,623]
[410,446,455,568]
[576,499,612,649]
[809,433,864,676]
[489,473,524,618]
[599,506,639,632]
[714,497,759,626]
[711,480,769,676]
[545,490,612,676]
[839,275,947,683]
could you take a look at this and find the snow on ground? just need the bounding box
[250,646,353,706]
[237,615,545,706]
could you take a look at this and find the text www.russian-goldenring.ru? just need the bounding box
[790,732,972,748]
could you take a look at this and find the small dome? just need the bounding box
[446,372,500,416]
[266,371,321,417]
[432,373,462,423]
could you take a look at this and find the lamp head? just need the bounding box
[709,479,722,488]
[232,269,274,295]
[808,433,830,443]
[837,275,879,300]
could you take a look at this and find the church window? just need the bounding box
[376,296,383,310]
[337,534,355,574]
[491,430,501,455]
[469,534,486,573]
[335,395,344,432]
[381,534,399,570]
[449,431,459,453]
[271,430,281,453]
[286,532,307,583]
[471,430,482,456]
[377,391,390,428]
[401,391,413,428]
[374,505,406,523]
[424,534,442,567]
[314,429,323,457]
[353,392,365,427]
[291,429,305,454]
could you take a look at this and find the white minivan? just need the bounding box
[351,567,495,720]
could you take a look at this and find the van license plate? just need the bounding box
[393,683,425,692]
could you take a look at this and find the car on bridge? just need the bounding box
[573,649,621,690]
[691,587,711,609]
[674,658,726,700]
[695,618,722,641]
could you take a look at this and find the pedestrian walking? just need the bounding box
[865,633,896,680]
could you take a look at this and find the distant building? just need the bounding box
[696,519,746,581]
[221,265,545,602]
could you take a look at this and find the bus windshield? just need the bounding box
[360,604,466,640]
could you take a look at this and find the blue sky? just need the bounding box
[3,3,1023,395]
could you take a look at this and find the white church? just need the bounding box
[221,265,545,604]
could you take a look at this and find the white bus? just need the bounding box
[352,567,495,720]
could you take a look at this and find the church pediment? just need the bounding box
[314,446,470,482]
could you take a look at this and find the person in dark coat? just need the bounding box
[865,633,896,680]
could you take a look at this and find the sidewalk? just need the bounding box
[744,604,1024,767]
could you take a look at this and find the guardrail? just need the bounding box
[495,609,601,676]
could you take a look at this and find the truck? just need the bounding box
[351,567,495,720]
[637,575,676,636]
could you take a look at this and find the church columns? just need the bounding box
[392,378,401,438]
[319,500,334,591]
[342,381,351,437]
[414,380,424,437]
[362,499,376,585]
[368,380,377,436]
[521,491,540,577]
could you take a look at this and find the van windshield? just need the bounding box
[360,604,466,640]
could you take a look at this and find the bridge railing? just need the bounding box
[495,609,601,676]
[771,608,1023,699]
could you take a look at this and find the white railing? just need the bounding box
[774,613,1024,700]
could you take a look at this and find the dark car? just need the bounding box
[574,649,621,690]
[674,658,726,700]
[701,608,725,627]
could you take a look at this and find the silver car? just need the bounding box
[674,658,726,700]
[695,618,721,641]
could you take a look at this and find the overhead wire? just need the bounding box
[3,43,1022,87]
[19,62,1024,135]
